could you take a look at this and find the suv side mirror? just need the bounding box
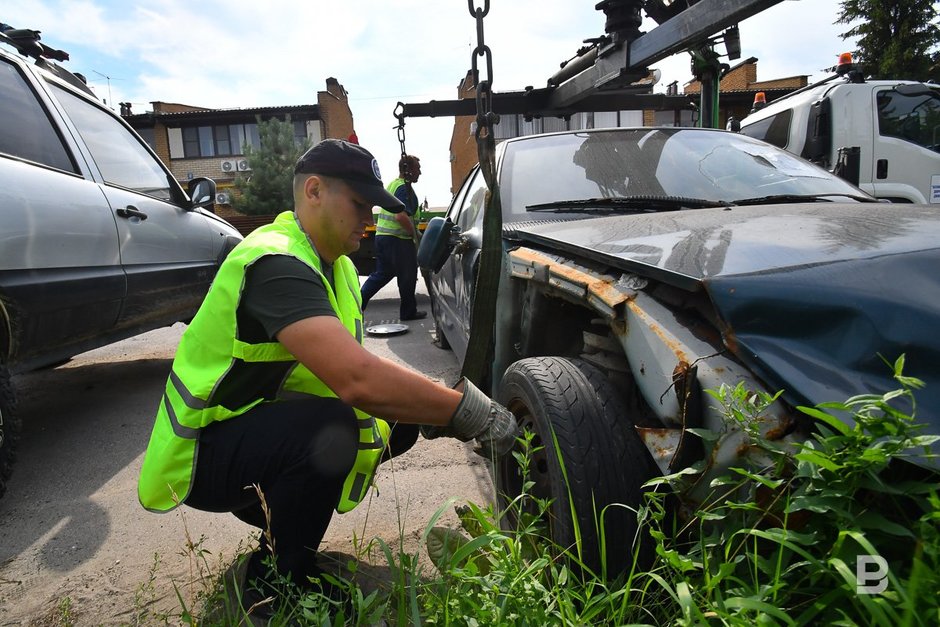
[187,177,217,211]
[417,216,456,273]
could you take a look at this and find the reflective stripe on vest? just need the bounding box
[137,210,388,513]
[375,178,413,239]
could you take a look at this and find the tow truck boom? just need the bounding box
[397,0,785,128]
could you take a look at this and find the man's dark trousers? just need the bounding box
[360,235,419,318]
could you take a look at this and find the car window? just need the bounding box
[0,59,76,172]
[739,109,792,148]
[456,170,488,231]
[877,88,940,151]
[446,167,476,221]
[48,83,174,201]
[500,129,864,219]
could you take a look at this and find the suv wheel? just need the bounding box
[494,356,657,577]
[0,366,20,499]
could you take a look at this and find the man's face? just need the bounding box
[313,177,375,260]
[404,159,421,183]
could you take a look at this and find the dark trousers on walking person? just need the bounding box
[360,235,423,319]
[185,396,418,594]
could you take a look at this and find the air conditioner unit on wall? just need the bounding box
[215,192,231,204]
[220,159,236,173]
[236,158,251,171]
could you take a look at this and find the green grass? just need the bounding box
[169,357,939,626]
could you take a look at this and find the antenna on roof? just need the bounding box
[91,70,123,110]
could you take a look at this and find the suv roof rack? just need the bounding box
[0,22,96,97]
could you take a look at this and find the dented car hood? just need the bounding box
[511,202,940,435]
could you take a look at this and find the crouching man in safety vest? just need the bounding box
[137,138,517,616]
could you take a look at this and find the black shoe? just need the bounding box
[218,555,276,625]
[400,311,427,321]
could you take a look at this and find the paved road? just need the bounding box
[0,281,493,624]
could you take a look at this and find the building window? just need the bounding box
[245,123,260,151]
[182,126,200,158]
[542,117,567,133]
[229,124,244,154]
[137,127,156,151]
[293,120,307,146]
[180,122,264,157]
[594,111,618,128]
[493,114,519,139]
[198,126,214,157]
[213,125,231,155]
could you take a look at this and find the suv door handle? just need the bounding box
[116,205,148,220]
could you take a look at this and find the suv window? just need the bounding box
[49,83,174,200]
[456,170,488,231]
[740,108,792,148]
[0,59,75,172]
[877,89,940,151]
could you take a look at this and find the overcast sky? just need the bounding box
[5,0,856,207]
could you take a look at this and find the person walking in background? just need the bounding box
[360,154,426,320]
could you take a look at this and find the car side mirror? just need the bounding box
[417,216,457,273]
[187,177,218,211]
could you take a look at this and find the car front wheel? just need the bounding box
[494,356,657,577]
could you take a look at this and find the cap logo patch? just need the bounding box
[371,159,382,181]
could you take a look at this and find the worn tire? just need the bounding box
[0,366,20,500]
[495,356,657,577]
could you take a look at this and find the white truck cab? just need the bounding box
[739,55,940,203]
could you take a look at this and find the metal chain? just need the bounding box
[461,0,503,391]
[468,0,499,187]
[393,101,407,158]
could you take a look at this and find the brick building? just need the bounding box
[123,78,355,210]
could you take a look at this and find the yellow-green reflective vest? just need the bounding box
[137,211,389,514]
[375,178,415,240]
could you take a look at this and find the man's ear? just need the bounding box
[304,175,323,201]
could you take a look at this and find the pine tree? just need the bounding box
[836,0,940,81]
[233,116,311,216]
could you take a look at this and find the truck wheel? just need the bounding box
[495,356,657,577]
[0,366,20,500]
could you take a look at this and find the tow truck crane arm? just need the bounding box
[397,0,785,128]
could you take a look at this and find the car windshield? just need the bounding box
[500,128,868,222]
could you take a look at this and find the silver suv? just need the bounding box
[0,25,243,499]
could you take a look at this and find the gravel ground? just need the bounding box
[0,281,494,625]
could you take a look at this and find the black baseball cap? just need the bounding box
[294,139,404,212]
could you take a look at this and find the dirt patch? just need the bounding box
[0,287,491,624]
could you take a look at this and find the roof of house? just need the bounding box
[124,103,319,126]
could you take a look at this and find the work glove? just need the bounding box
[420,377,519,459]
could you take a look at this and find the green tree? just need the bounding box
[836,0,940,81]
[232,116,311,216]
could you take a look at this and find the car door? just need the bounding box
[0,55,124,371]
[432,167,488,363]
[871,84,940,203]
[46,83,220,330]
